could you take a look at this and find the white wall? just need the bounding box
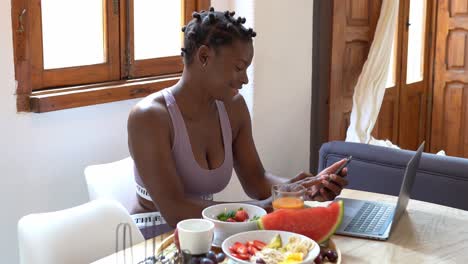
[0,0,312,262]
[252,0,313,178]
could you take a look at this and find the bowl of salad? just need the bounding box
[202,203,267,247]
[221,230,320,264]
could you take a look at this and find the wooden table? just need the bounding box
[328,189,468,263]
[93,189,468,263]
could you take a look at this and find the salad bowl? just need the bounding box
[202,203,267,247]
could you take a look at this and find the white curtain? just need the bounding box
[345,0,400,148]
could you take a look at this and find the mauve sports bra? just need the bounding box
[134,88,233,201]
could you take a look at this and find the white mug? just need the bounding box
[176,219,214,255]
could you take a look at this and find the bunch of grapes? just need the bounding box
[314,248,338,264]
[188,250,226,264]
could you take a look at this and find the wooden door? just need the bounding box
[396,0,433,150]
[431,0,468,157]
[329,0,383,141]
[328,0,433,151]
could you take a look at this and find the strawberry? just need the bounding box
[235,243,248,255]
[231,242,244,252]
[247,245,258,255]
[234,209,249,222]
[253,240,266,250]
[232,252,250,260]
[226,218,236,222]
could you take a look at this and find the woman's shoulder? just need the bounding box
[223,93,251,130]
[128,91,171,133]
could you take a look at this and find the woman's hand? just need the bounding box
[313,159,349,201]
[292,159,349,202]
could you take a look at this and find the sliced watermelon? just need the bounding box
[257,200,344,244]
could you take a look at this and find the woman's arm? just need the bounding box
[228,95,347,201]
[228,95,290,200]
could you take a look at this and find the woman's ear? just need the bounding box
[197,45,211,67]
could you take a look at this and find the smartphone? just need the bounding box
[333,156,352,176]
[310,156,352,199]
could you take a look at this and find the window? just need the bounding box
[385,13,398,89]
[12,0,210,112]
[405,0,427,84]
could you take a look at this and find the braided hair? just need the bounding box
[180,7,256,65]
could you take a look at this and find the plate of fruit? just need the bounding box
[221,230,320,264]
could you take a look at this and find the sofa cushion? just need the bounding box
[318,141,468,210]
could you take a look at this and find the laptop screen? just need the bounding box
[391,142,425,229]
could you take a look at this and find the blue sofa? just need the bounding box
[318,141,468,210]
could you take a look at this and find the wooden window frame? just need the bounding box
[11,0,210,113]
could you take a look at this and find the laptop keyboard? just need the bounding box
[344,202,395,235]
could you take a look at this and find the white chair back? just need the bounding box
[85,157,137,212]
[18,199,145,264]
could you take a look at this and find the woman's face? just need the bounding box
[205,40,254,101]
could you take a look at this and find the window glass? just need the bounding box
[41,0,105,69]
[385,8,398,89]
[134,0,182,60]
[406,0,427,84]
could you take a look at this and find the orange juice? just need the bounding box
[272,197,304,210]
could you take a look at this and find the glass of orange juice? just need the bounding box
[271,183,306,210]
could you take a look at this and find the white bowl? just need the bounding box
[221,230,320,264]
[202,203,267,247]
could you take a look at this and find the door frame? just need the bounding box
[310,0,332,173]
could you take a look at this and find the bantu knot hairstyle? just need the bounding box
[180,7,256,64]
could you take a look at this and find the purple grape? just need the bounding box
[256,258,266,264]
[216,253,226,262]
[314,254,323,264]
[206,251,217,263]
[325,249,338,262]
[200,257,215,264]
[190,257,201,264]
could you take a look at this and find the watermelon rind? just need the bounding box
[317,200,344,243]
[257,218,265,230]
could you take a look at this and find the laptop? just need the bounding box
[335,142,425,240]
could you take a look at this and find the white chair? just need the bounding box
[85,157,176,240]
[18,199,145,264]
[84,157,141,213]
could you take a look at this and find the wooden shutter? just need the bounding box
[431,0,468,157]
[328,0,384,140]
